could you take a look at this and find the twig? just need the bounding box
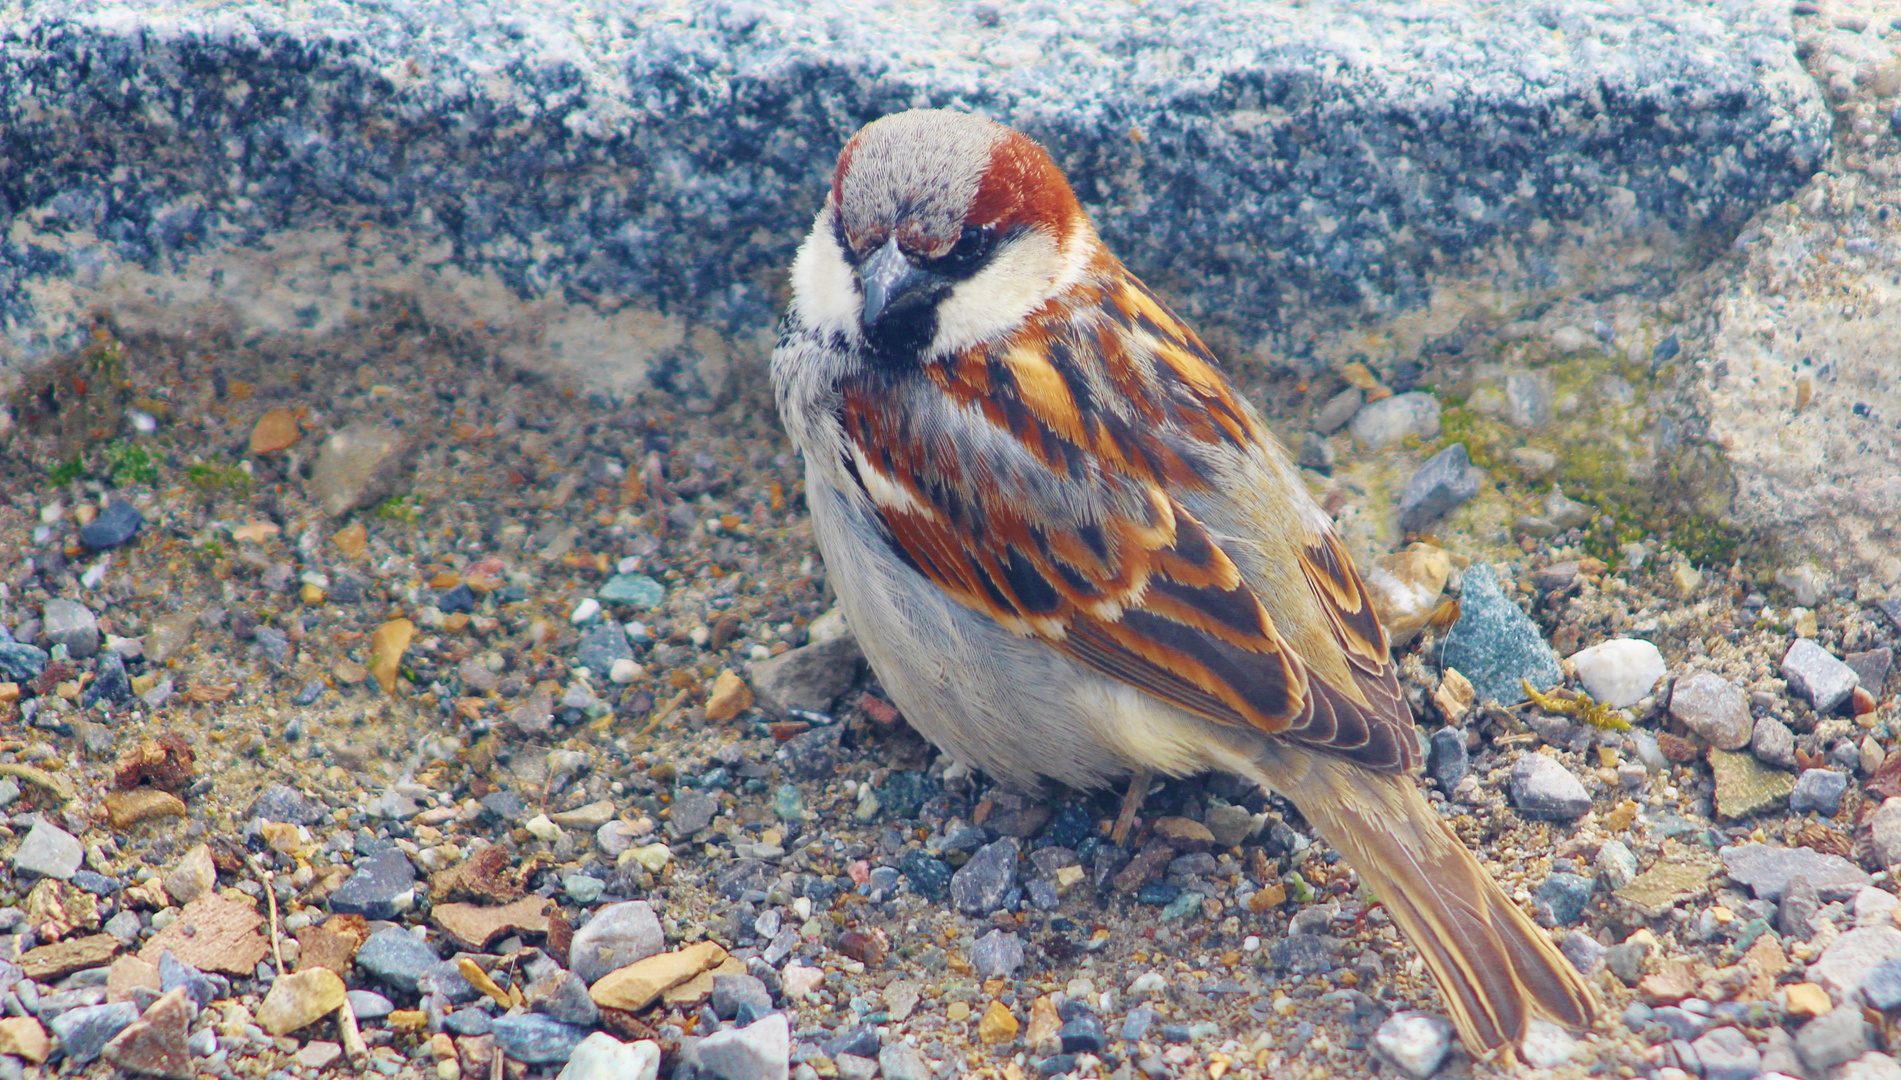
[263,869,285,975]
[637,688,691,738]
[337,994,368,1070]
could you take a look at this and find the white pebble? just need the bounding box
[1127,971,1167,995]
[610,658,643,684]
[128,410,158,433]
[525,815,562,841]
[617,556,640,574]
[39,502,64,524]
[749,645,771,661]
[569,598,601,625]
[1567,638,1667,708]
[689,625,710,647]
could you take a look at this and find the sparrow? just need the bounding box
[770,108,1597,1058]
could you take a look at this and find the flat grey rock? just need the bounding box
[1669,671,1754,750]
[1509,754,1591,821]
[698,1012,789,1080]
[13,819,84,880]
[1721,843,1871,903]
[1,0,1824,396]
[568,900,663,986]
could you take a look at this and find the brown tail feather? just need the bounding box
[1249,749,1598,1055]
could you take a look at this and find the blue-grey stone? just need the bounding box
[1509,755,1591,821]
[951,838,1019,915]
[158,951,225,1008]
[968,930,1024,978]
[667,790,720,840]
[345,990,394,1019]
[711,974,773,1021]
[1398,443,1482,532]
[40,598,100,659]
[253,625,290,667]
[492,1014,591,1065]
[13,819,84,879]
[1790,769,1850,815]
[1426,726,1468,792]
[0,642,47,681]
[248,784,325,825]
[1440,564,1562,704]
[81,652,130,707]
[79,500,143,550]
[575,620,632,675]
[1652,1006,1712,1040]
[599,575,665,608]
[563,874,605,905]
[417,959,482,1004]
[524,970,597,1027]
[444,1009,493,1036]
[435,584,476,615]
[71,871,120,895]
[1861,957,1901,1012]
[291,679,324,706]
[1795,1002,1869,1074]
[822,1024,879,1061]
[328,849,416,920]
[1060,1014,1105,1054]
[1560,930,1606,976]
[1692,1026,1759,1080]
[1532,872,1595,927]
[1121,1006,1155,1042]
[355,928,439,993]
[900,850,952,902]
[49,1001,138,1064]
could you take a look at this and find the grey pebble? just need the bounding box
[78,500,143,550]
[327,849,416,920]
[1796,1002,1869,1074]
[1509,755,1591,821]
[568,901,663,986]
[749,636,864,716]
[967,930,1024,978]
[711,974,772,1020]
[13,820,84,880]
[1790,769,1849,815]
[491,1013,593,1065]
[1722,843,1870,902]
[1373,1011,1453,1080]
[1313,387,1362,435]
[668,790,720,839]
[48,1001,138,1064]
[1781,640,1860,714]
[1669,671,1753,750]
[354,928,440,994]
[1349,392,1440,448]
[1397,443,1481,532]
[1693,1026,1760,1080]
[950,838,1019,915]
[40,598,100,659]
[697,1012,789,1080]
[1753,717,1797,768]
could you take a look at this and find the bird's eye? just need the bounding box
[935,225,994,277]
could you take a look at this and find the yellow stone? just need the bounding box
[704,670,753,722]
[103,788,188,830]
[389,1010,428,1032]
[1054,865,1085,894]
[370,619,415,695]
[1025,995,1060,1051]
[301,583,326,606]
[457,959,511,1008]
[946,1001,970,1022]
[257,968,346,1035]
[249,408,301,454]
[588,941,728,1012]
[977,1000,1019,1045]
[332,521,368,559]
[1785,982,1832,1017]
[1248,883,1286,912]
[0,1017,49,1063]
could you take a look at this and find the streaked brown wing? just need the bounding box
[836,264,1416,770]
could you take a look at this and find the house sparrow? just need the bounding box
[771,109,1597,1058]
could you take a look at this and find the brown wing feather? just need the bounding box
[839,261,1418,771]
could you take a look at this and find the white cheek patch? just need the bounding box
[790,210,864,338]
[930,232,1062,356]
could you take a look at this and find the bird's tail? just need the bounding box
[1249,749,1598,1058]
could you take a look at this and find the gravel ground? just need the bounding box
[0,10,1896,1080]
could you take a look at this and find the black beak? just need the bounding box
[857,238,935,329]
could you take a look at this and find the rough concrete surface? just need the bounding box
[1,0,1825,393]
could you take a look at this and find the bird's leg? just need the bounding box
[1111,769,1151,846]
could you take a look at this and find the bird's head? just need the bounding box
[791,109,1094,366]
